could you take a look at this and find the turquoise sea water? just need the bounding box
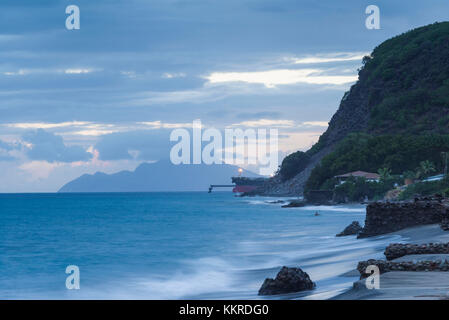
[0,192,403,299]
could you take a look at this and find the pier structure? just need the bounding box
[208,184,235,193]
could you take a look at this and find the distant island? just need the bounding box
[59,160,260,192]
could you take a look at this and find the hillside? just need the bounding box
[259,22,449,196]
[59,160,259,192]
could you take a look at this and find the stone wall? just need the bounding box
[357,259,449,278]
[357,197,449,238]
[384,243,449,260]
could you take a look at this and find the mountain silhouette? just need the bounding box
[59,160,261,192]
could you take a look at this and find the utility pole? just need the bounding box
[444,151,447,176]
[442,152,448,176]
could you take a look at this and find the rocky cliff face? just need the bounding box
[257,147,331,196]
[256,46,372,196]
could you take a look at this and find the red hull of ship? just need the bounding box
[232,185,257,193]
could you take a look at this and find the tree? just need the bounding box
[279,151,310,181]
[377,167,392,181]
[403,170,416,180]
[416,160,436,179]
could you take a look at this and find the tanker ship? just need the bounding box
[231,177,267,193]
[208,176,268,193]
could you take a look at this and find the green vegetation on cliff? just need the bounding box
[277,22,449,196]
[332,176,400,202]
[362,22,449,134]
[398,177,449,200]
[305,133,449,192]
[278,151,310,181]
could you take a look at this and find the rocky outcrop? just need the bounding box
[384,243,449,261]
[357,197,449,238]
[267,200,286,204]
[253,147,333,196]
[357,259,449,278]
[336,221,363,237]
[258,266,315,295]
[281,200,306,208]
[304,190,334,205]
[441,217,449,231]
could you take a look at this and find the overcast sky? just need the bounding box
[1,0,448,192]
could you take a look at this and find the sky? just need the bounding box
[0,0,448,192]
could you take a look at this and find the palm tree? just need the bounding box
[377,167,391,181]
[416,160,436,180]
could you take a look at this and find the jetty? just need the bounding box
[208,184,235,193]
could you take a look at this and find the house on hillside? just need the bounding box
[335,171,380,184]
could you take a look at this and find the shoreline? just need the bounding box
[244,197,449,300]
[332,224,449,300]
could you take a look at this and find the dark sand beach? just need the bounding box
[335,224,449,300]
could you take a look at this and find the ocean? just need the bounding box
[0,192,403,299]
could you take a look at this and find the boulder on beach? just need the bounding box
[258,266,315,295]
[336,221,363,237]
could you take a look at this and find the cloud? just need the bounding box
[0,139,21,161]
[278,130,326,153]
[287,52,368,64]
[0,143,15,161]
[204,69,358,88]
[4,121,90,129]
[22,129,92,163]
[236,111,282,119]
[95,130,173,161]
[139,121,193,129]
[19,161,61,180]
[0,139,14,151]
[130,88,229,105]
[2,68,98,76]
[2,121,193,138]
[162,72,186,79]
[301,121,329,127]
[231,119,295,128]
[70,129,118,136]
[2,69,33,76]
[68,123,122,136]
[64,68,95,74]
[230,119,329,129]
[3,121,127,137]
[121,71,137,78]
